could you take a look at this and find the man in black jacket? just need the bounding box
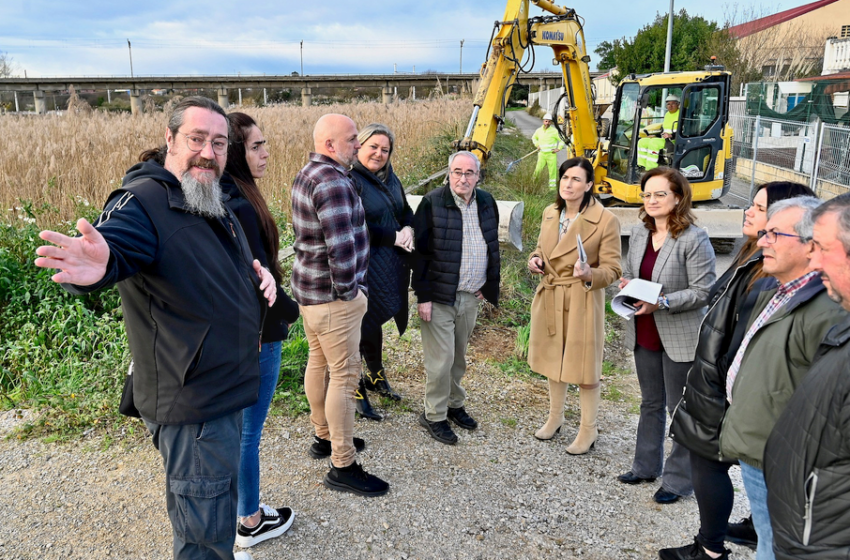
[35,97,276,560]
[764,193,850,560]
[413,151,500,445]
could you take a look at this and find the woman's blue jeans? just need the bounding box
[237,340,281,518]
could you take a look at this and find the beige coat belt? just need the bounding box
[537,274,587,337]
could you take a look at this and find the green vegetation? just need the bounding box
[595,10,720,80]
[0,114,585,441]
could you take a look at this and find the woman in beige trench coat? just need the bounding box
[527,157,622,454]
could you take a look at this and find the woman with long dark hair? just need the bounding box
[527,157,622,454]
[223,112,299,549]
[661,181,816,560]
[348,123,414,420]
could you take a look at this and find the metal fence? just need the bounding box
[729,112,850,199]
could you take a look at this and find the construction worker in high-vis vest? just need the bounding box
[662,94,680,141]
[532,113,565,190]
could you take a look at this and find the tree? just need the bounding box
[594,10,719,82]
[710,4,829,92]
[0,51,15,78]
[594,41,616,72]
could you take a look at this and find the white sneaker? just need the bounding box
[235,503,295,548]
[234,552,253,560]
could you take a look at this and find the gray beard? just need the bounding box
[181,172,225,218]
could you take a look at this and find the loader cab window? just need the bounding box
[609,82,640,181]
[637,89,667,133]
[679,86,721,138]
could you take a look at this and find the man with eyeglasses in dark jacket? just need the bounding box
[35,96,276,560]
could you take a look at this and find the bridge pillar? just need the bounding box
[130,90,144,116]
[382,86,393,104]
[217,88,229,109]
[33,90,46,114]
[301,87,312,107]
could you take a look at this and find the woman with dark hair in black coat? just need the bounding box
[349,123,414,420]
[223,112,300,548]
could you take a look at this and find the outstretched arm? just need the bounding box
[35,218,110,286]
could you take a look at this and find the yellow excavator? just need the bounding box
[455,0,743,238]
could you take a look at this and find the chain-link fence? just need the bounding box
[729,112,850,199]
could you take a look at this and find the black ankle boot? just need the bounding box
[355,378,382,421]
[363,369,401,401]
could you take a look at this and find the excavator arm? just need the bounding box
[456,0,599,167]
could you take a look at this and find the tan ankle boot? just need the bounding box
[535,380,568,440]
[566,386,600,455]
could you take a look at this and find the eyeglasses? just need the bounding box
[177,131,228,155]
[450,170,479,180]
[639,191,671,201]
[757,229,808,244]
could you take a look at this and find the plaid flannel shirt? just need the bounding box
[451,189,488,294]
[726,271,819,402]
[291,153,369,305]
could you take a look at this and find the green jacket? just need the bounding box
[532,125,565,152]
[718,276,847,469]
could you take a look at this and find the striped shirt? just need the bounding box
[291,152,369,305]
[726,271,819,401]
[452,189,488,294]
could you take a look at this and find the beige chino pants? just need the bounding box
[300,291,367,467]
[421,291,480,422]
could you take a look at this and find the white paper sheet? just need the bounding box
[612,278,663,319]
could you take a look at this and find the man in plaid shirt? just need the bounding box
[716,196,845,560]
[291,113,388,497]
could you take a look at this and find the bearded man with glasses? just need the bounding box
[35,96,276,560]
[412,151,501,445]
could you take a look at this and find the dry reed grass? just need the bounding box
[0,98,471,225]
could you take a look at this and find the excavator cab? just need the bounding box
[604,70,733,204]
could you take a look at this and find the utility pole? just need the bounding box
[300,41,303,76]
[663,1,673,73]
[460,39,465,74]
[127,39,134,78]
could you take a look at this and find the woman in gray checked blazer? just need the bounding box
[616,167,716,505]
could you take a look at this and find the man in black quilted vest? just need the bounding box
[412,150,501,445]
[35,96,276,560]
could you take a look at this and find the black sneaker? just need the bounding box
[659,538,729,560]
[323,462,389,497]
[308,435,366,459]
[447,406,478,430]
[726,516,757,550]
[235,503,294,548]
[418,413,458,444]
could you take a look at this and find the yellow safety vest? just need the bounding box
[663,110,679,136]
[532,125,565,152]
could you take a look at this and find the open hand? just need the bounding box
[35,218,110,286]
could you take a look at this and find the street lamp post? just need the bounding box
[127,39,134,78]
[300,41,303,76]
[460,39,465,74]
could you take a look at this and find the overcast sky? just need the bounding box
[1,0,804,77]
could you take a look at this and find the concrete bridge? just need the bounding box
[0,72,595,114]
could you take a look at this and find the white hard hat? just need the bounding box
[666,94,680,103]
[543,113,553,121]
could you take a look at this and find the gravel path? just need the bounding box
[0,323,756,560]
